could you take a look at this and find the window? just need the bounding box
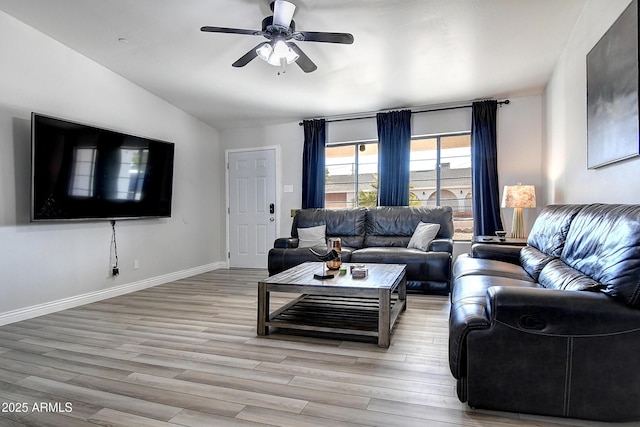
[70,147,97,197]
[116,148,149,200]
[410,133,472,240]
[325,133,472,240]
[69,147,149,201]
[325,142,378,209]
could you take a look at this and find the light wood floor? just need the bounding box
[0,269,619,427]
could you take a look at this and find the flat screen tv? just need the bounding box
[31,113,175,222]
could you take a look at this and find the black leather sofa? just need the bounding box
[449,204,640,422]
[268,206,454,294]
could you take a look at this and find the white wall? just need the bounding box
[498,96,544,234]
[220,95,543,250]
[544,0,639,204]
[0,11,225,323]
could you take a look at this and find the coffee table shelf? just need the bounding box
[268,295,404,338]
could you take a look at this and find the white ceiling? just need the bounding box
[0,0,587,130]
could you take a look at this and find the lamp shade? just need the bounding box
[501,184,536,208]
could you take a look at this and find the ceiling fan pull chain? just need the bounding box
[278,58,287,75]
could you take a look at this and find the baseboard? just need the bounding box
[0,261,227,326]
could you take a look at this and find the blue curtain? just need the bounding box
[302,119,326,208]
[471,100,504,235]
[377,110,412,206]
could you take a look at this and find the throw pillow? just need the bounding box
[297,224,326,248]
[407,222,440,252]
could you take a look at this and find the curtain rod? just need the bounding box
[298,99,510,126]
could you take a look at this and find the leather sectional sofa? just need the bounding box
[268,206,454,294]
[449,204,640,421]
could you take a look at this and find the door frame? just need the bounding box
[225,146,281,268]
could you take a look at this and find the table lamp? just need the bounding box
[501,184,536,238]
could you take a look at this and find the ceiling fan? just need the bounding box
[201,0,354,73]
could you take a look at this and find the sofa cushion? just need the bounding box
[297,225,326,248]
[364,206,454,247]
[350,247,451,283]
[561,204,640,307]
[451,274,542,306]
[520,246,555,281]
[518,204,585,281]
[453,253,535,283]
[407,222,440,251]
[538,259,603,291]
[292,208,367,249]
[526,204,585,257]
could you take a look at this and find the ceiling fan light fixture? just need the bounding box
[275,40,299,63]
[257,41,299,66]
[267,54,282,67]
[256,43,273,61]
[285,48,299,64]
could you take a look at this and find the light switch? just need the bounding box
[283,185,294,193]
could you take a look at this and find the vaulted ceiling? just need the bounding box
[0,0,587,129]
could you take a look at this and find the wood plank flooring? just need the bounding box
[0,269,618,426]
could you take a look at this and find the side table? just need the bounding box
[472,236,527,246]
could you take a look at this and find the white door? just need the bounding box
[227,149,277,268]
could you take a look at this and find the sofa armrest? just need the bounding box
[430,238,453,253]
[448,297,491,380]
[464,286,640,420]
[274,237,299,249]
[486,286,640,336]
[472,243,521,265]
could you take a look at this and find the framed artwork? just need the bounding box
[587,0,639,169]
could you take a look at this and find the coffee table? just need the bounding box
[258,262,406,348]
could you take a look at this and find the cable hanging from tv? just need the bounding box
[110,220,119,277]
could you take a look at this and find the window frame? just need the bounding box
[325,139,379,209]
[409,131,473,240]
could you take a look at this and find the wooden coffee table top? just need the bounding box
[261,262,406,292]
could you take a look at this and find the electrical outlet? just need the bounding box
[134,259,140,270]
[112,267,119,277]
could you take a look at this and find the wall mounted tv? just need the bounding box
[31,113,175,222]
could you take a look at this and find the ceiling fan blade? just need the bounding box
[200,26,262,36]
[287,42,317,73]
[232,42,268,67]
[272,0,296,28]
[294,31,354,44]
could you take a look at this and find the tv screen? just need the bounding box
[31,113,175,222]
